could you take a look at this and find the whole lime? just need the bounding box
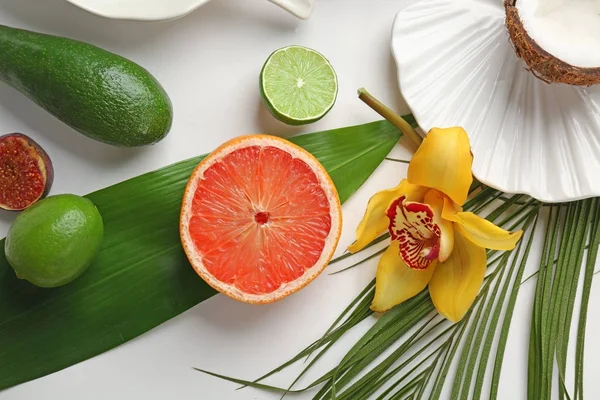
[5,194,104,288]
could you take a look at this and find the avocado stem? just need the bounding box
[357,88,423,146]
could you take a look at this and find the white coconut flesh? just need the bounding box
[515,0,600,68]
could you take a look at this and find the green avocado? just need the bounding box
[0,25,173,147]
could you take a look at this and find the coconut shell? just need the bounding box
[505,0,600,86]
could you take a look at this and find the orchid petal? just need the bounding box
[442,195,462,221]
[348,180,427,253]
[428,230,486,322]
[452,212,523,251]
[407,127,473,206]
[371,241,435,313]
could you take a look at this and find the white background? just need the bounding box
[0,0,598,399]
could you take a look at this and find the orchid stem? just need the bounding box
[357,87,423,146]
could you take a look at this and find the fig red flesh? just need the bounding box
[0,133,53,211]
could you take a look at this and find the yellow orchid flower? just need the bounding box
[349,127,523,323]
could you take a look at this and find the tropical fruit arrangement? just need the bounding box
[0,21,342,296]
[0,2,598,399]
[0,21,352,388]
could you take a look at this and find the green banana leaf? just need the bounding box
[0,119,408,390]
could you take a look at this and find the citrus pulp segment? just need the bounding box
[180,135,342,303]
[260,45,338,125]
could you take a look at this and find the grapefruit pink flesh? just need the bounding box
[188,145,332,295]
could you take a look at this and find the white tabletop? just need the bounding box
[0,0,598,399]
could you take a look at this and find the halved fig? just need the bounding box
[0,133,53,211]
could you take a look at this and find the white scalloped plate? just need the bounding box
[392,0,600,203]
[66,0,314,21]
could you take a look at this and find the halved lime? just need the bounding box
[260,45,338,125]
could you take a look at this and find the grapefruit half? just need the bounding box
[180,135,342,303]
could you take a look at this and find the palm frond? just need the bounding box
[195,191,600,400]
[529,199,600,400]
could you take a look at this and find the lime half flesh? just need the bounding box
[260,45,338,125]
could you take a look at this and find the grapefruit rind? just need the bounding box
[180,134,342,304]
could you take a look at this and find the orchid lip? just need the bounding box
[387,195,441,270]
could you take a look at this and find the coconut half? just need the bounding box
[505,0,600,86]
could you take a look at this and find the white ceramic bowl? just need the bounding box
[392,0,600,202]
[66,0,314,21]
